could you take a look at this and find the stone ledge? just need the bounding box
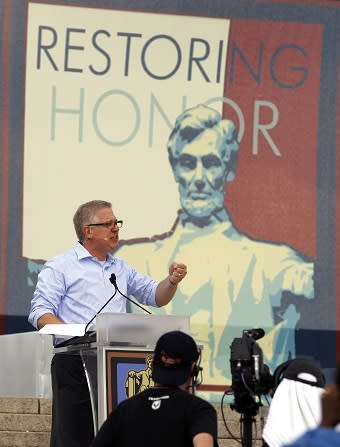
[0,398,39,414]
[39,398,52,415]
[0,431,50,447]
[0,414,51,432]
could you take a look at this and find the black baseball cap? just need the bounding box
[152,331,199,386]
[282,358,325,388]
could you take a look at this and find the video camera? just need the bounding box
[230,328,272,415]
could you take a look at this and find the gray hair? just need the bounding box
[73,200,112,242]
[167,104,239,177]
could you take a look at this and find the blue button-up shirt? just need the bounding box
[28,243,158,331]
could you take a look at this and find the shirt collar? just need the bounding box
[74,241,115,264]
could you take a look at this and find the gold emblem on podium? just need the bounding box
[125,355,154,398]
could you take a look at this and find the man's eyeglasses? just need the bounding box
[87,220,123,229]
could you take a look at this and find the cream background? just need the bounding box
[23,3,230,259]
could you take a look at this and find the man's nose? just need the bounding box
[193,160,205,180]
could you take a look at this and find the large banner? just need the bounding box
[0,0,339,390]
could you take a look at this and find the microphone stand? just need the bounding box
[109,274,152,314]
[54,282,120,348]
[84,288,118,334]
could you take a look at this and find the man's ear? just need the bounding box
[225,150,239,183]
[83,225,92,240]
[225,171,236,182]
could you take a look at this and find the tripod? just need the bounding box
[240,410,258,447]
[230,389,261,447]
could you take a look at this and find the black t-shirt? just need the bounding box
[91,387,219,447]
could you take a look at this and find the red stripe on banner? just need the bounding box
[223,19,322,259]
[0,0,11,333]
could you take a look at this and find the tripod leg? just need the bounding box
[241,413,254,447]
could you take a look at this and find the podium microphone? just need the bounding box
[109,273,152,315]
[84,287,118,334]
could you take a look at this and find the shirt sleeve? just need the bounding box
[114,259,159,307]
[28,260,66,329]
[189,398,218,441]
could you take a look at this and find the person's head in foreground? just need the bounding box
[152,330,200,389]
